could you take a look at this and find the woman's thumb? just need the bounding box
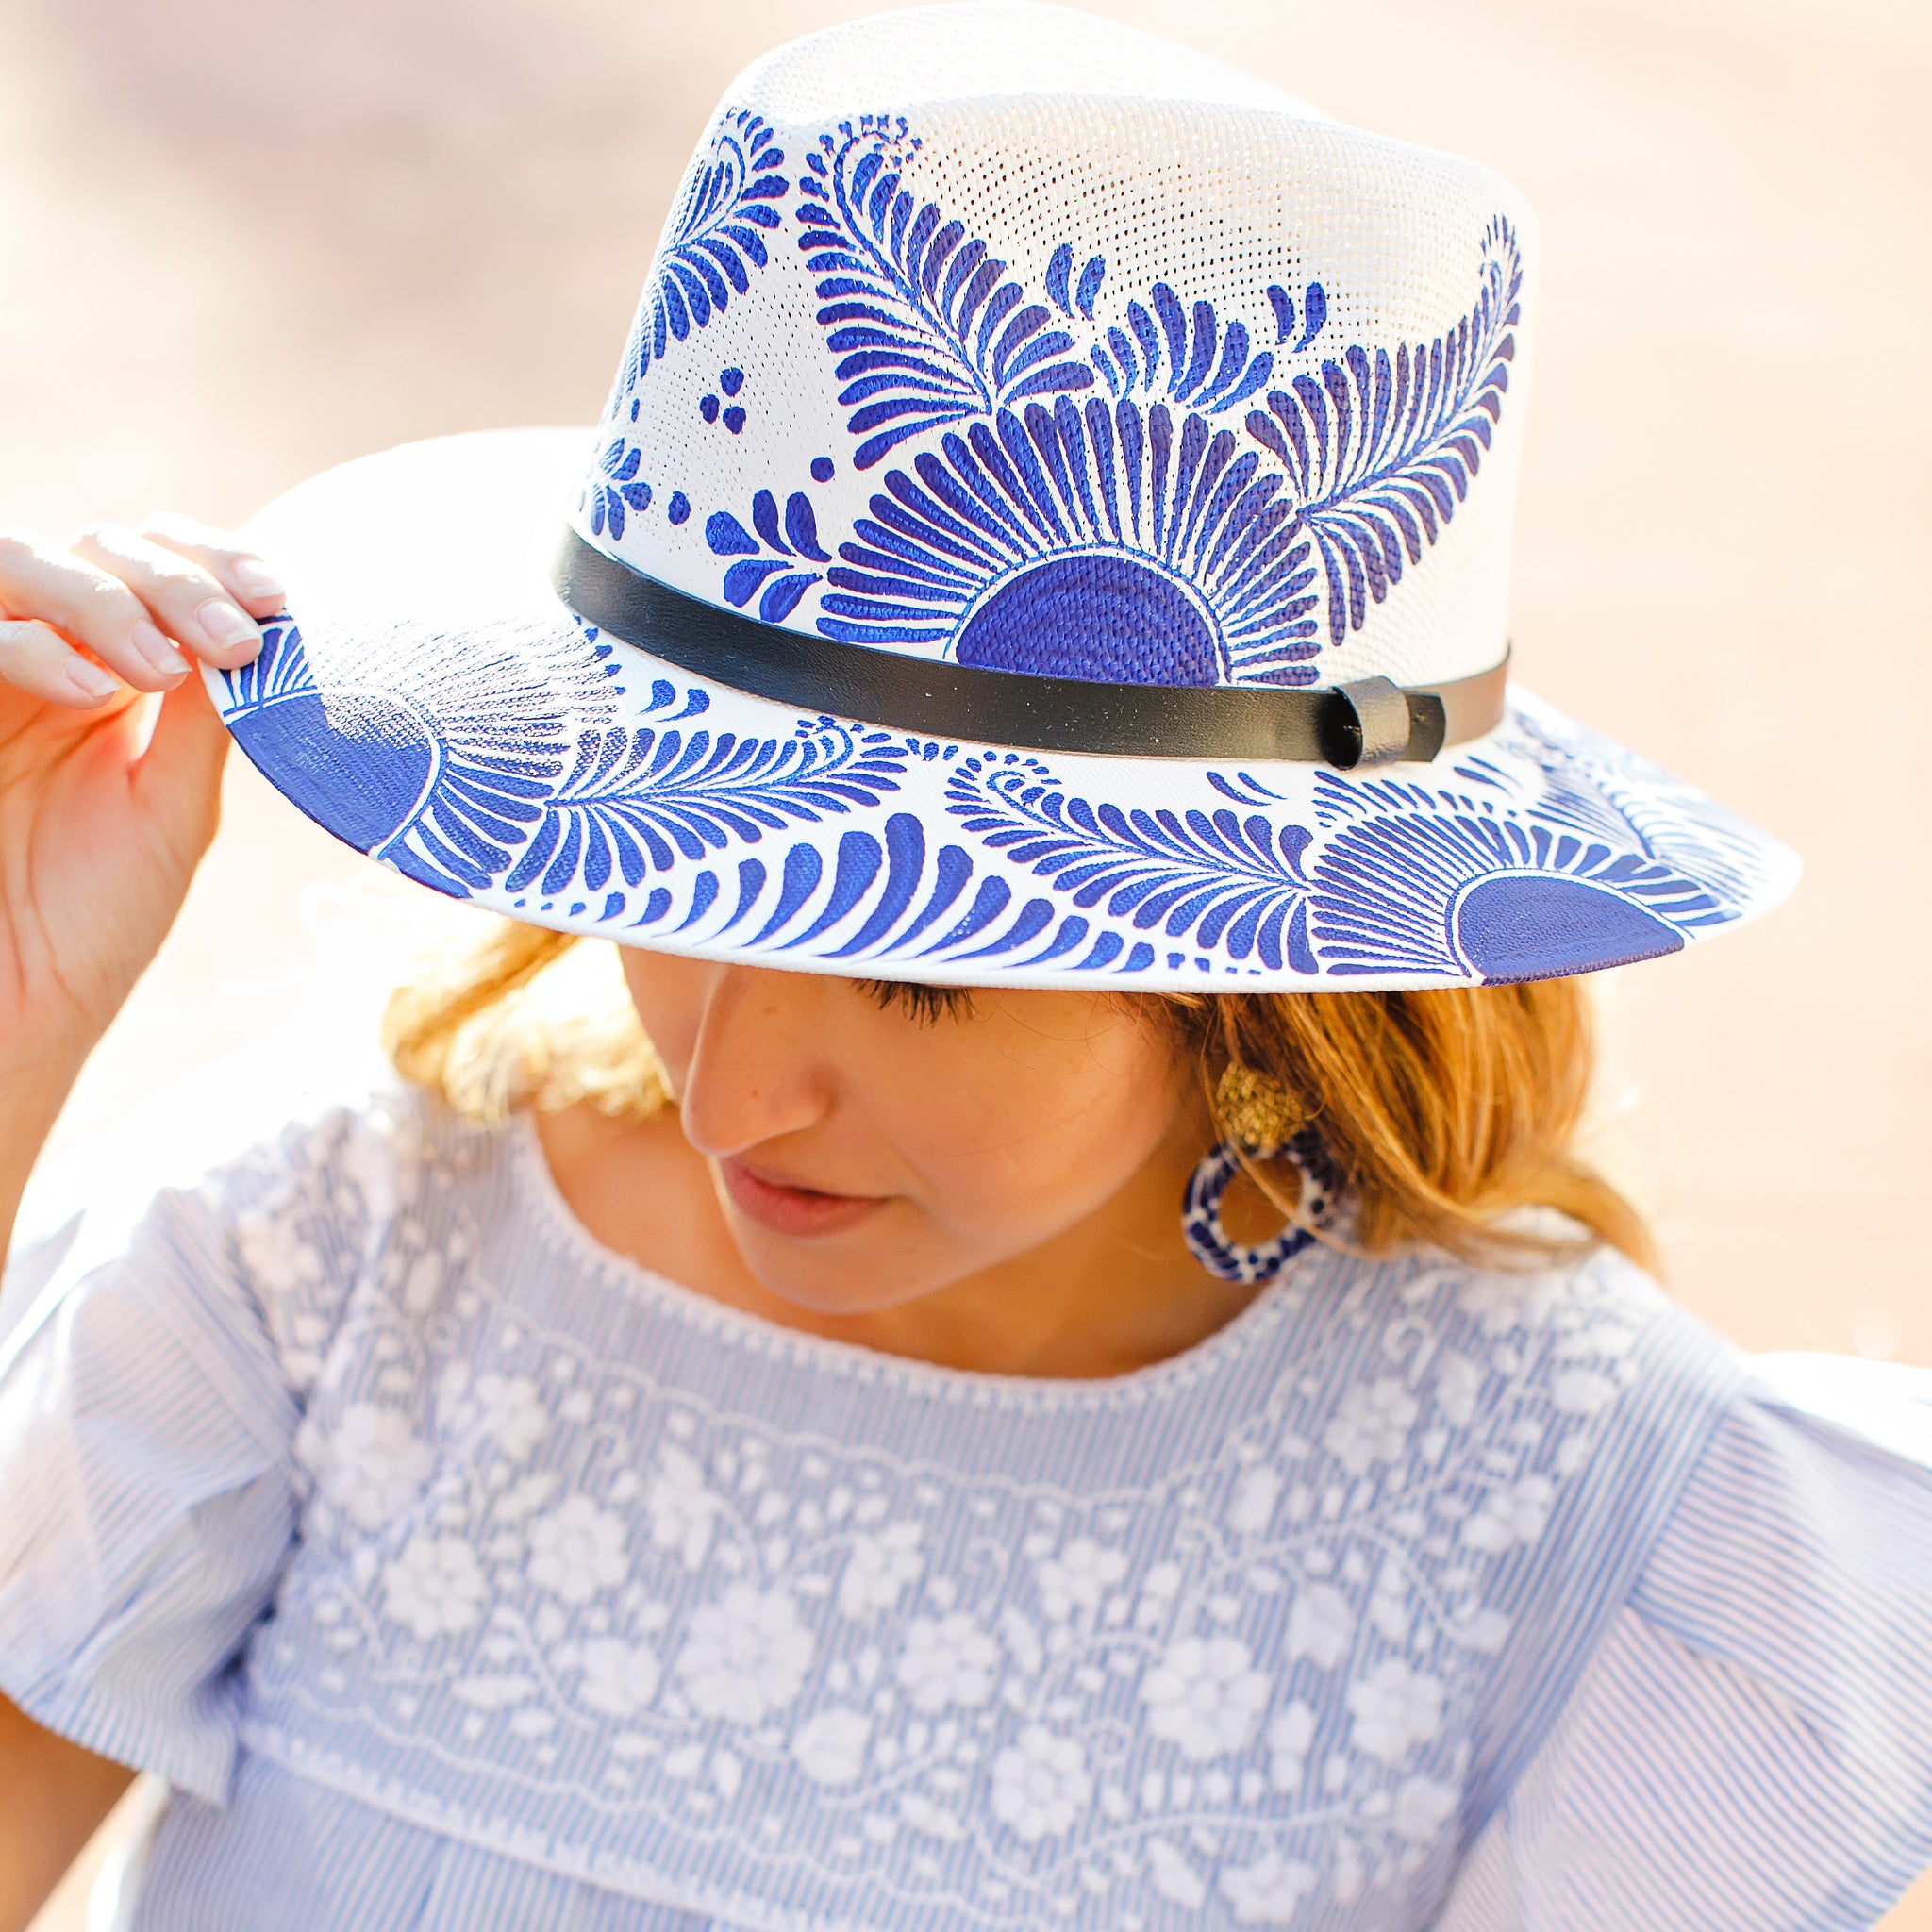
[131,674,229,864]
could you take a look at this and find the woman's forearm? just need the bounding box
[0,1695,134,1932]
[0,1058,80,1292]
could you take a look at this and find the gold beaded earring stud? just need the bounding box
[1214,1061,1304,1156]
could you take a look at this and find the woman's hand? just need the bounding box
[0,512,282,1108]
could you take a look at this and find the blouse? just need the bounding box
[2,1057,1929,1931]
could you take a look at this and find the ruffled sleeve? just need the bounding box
[0,1082,385,1804]
[1441,1355,1932,1931]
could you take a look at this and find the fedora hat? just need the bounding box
[213,2,1796,990]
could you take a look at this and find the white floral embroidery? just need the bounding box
[1434,1352,1481,1428]
[897,1611,999,1712]
[1146,1836,1208,1907]
[676,1585,813,1724]
[472,1374,549,1460]
[1460,1270,1561,1336]
[991,1724,1092,1841]
[646,1446,722,1569]
[576,1638,661,1718]
[1551,1367,1618,1415]
[1461,1474,1555,1552]
[791,1707,872,1786]
[1227,1463,1283,1536]
[1323,1378,1420,1476]
[1221,1845,1319,1924]
[1285,1583,1353,1670]
[383,1533,487,1640]
[1391,1773,1458,1840]
[1266,1700,1317,1791]
[313,1404,433,1531]
[1140,1635,1272,1761]
[1033,1537,1126,1622]
[1345,1657,1444,1764]
[527,1495,629,1606]
[839,1522,924,1617]
[219,1098,1671,1927]
[235,1205,324,1295]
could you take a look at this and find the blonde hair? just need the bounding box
[385,921,1655,1275]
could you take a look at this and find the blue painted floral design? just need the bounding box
[621,110,789,390]
[221,618,1776,983]
[945,756,1319,972]
[762,150,1520,684]
[705,487,832,624]
[217,622,579,900]
[582,438,652,541]
[1305,747,1736,982]
[1088,279,1278,414]
[1265,279,1328,353]
[699,367,750,435]
[1472,706,1774,912]
[815,397,1320,684]
[625,800,1157,976]
[1246,218,1521,648]
[216,624,904,926]
[500,689,909,924]
[793,117,1098,467]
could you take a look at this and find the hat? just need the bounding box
[213,2,1796,991]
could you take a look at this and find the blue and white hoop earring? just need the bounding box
[1183,1068,1338,1286]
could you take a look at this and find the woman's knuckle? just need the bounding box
[0,526,42,570]
[0,617,48,661]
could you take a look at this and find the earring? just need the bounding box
[1182,1065,1337,1286]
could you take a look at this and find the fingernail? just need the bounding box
[67,660,118,702]
[131,621,190,677]
[196,598,258,652]
[230,559,284,602]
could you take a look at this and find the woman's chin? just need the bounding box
[715,1210,961,1322]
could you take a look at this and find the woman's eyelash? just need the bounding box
[857,979,974,1024]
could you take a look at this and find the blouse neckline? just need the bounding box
[503,1107,1331,1412]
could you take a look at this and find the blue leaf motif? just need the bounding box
[622,109,791,390]
[1305,757,1734,982]
[1244,220,1521,648]
[794,117,1095,467]
[1088,283,1274,416]
[814,396,1320,685]
[584,438,652,542]
[1045,243,1074,314]
[1074,256,1106,320]
[502,701,909,905]
[945,757,1315,970]
[707,475,830,621]
[1295,282,1327,353]
[706,512,760,557]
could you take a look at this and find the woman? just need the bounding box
[3,8,1928,1928]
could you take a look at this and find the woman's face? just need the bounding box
[619,951,1209,1317]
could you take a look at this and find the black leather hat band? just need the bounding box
[554,528,1508,769]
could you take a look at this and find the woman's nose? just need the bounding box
[676,964,833,1158]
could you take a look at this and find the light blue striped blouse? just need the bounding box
[2,1068,1929,1931]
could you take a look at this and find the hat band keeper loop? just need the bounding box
[554,528,1508,769]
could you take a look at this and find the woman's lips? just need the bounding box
[719,1157,884,1238]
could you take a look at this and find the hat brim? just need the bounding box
[210,428,1798,991]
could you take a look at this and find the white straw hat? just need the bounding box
[213,2,1796,990]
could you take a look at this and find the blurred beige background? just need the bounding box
[3,0,1927,1922]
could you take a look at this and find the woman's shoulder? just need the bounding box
[4,1034,512,1380]
[1440,1347,1932,1927]
[1314,1225,1707,1462]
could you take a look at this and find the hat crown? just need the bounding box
[575,2,1532,695]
